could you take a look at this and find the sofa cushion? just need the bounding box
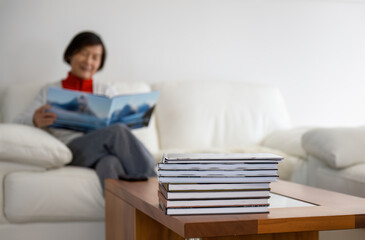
[4,166,104,223]
[153,81,291,150]
[1,82,46,123]
[262,127,310,158]
[302,127,365,168]
[307,156,365,198]
[0,123,72,168]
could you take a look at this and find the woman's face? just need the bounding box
[69,45,103,80]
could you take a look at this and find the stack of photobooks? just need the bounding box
[157,153,283,216]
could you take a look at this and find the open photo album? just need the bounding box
[46,86,159,132]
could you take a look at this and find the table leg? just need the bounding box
[106,190,136,240]
[106,190,184,240]
[135,209,184,240]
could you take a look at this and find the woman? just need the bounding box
[14,31,156,189]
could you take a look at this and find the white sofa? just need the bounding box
[0,80,362,239]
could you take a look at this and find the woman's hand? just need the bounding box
[33,105,57,128]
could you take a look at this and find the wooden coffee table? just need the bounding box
[105,178,365,240]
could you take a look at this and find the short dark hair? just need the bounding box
[63,31,106,71]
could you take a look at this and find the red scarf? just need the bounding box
[61,72,93,93]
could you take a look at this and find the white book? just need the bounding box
[158,170,278,177]
[161,182,271,191]
[163,160,281,164]
[161,204,269,215]
[159,189,270,200]
[157,163,278,170]
[161,198,270,208]
[158,176,278,183]
[162,153,283,162]
[158,192,270,208]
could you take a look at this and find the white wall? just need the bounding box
[1,0,365,127]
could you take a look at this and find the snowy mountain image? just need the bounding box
[46,87,159,132]
[110,103,155,129]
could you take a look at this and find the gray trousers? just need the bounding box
[67,124,156,189]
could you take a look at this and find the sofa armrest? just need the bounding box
[261,127,311,159]
[302,127,365,169]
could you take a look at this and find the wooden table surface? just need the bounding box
[105,178,365,239]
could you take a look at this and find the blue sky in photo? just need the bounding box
[109,91,159,116]
[47,87,110,118]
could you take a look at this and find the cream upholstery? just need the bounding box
[152,81,292,150]
[1,82,46,123]
[0,124,72,168]
[4,166,104,223]
[302,127,365,197]
[0,162,43,224]
[262,127,310,158]
[303,127,365,168]
[307,156,365,198]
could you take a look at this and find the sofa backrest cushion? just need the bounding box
[1,82,45,124]
[153,81,291,151]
